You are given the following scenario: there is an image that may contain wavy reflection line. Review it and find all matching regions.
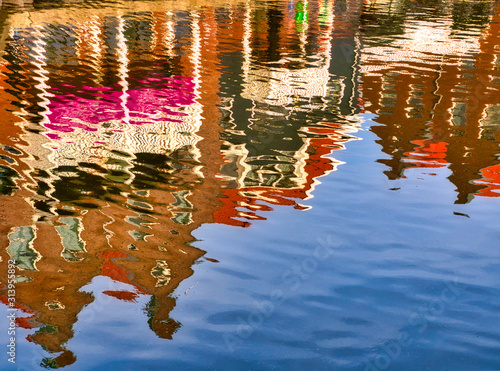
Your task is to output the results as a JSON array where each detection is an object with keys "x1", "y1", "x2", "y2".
[
  {"x1": 75, "y1": 16, "x2": 105, "y2": 85},
  {"x1": 186, "y1": 8, "x2": 207, "y2": 170},
  {"x1": 117, "y1": 15, "x2": 131, "y2": 126}
]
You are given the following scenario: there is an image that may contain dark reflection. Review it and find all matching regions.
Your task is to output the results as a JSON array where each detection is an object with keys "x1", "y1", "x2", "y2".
[
  {"x1": 0, "y1": 0, "x2": 500, "y2": 367},
  {"x1": 0, "y1": 164, "x2": 18, "y2": 195},
  {"x1": 452, "y1": 1, "x2": 494, "y2": 30}
]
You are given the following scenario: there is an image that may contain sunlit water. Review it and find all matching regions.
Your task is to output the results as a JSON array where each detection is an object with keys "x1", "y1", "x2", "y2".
[{"x1": 0, "y1": 0, "x2": 499, "y2": 369}]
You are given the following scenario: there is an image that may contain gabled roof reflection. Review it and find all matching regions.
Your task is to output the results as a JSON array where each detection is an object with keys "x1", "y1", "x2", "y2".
[
  {"x1": 360, "y1": 0, "x2": 500, "y2": 202},
  {"x1": 0, "y1": 0, "x2": 361, "y2": 367}
]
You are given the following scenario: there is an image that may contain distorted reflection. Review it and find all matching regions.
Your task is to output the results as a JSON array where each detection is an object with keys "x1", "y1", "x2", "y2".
[
  {"x1": 361, "y1": 0, "x2": 500, "y2": 202},
  {"x1": 0, "y1": 0, "x2": 499, "y2": 368},
  {"x1": 0, "y1": 0, "x2": 362, "y2": 367}
]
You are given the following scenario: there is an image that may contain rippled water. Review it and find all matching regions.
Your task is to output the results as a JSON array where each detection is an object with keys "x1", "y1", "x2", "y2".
[{"x1": 0, "y1": 0, "x2": 499, "y2": 369}]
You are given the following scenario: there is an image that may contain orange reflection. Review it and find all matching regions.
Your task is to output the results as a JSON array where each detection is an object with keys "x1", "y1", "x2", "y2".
[
  {"x1": 361, "y1": 1, "x2": 500, "y2": 202},
  {"x1": 474, "y1": 164, "x2": 500, "y2": 198},
  {"x1": 404, "y1": 139, "x2": 448, "y2": 169}
]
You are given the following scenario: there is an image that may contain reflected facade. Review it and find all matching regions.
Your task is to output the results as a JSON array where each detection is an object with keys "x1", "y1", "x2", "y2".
[
  {"x1": 0, "y1": 0, "x2": 499, "y2": 368},
  {"x1": 0, "y1": 0, "x2": 362, "y2": 367},
  {"x1": 361, "y1": 0, "x2": 500, "y2": 203}
]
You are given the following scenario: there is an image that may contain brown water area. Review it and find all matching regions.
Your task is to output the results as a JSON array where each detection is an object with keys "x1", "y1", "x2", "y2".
[{"x1": 0, "y1": 0, "x2": 499, "y2": 368}]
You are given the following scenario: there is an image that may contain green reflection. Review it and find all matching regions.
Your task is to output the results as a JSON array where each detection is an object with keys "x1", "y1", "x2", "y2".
[
  {"x1": 55, "y1": 217, "x2": 86, "y2": 262},
  {"x1": 7, "y1": 226, "x2": 39, "y2": 271}
]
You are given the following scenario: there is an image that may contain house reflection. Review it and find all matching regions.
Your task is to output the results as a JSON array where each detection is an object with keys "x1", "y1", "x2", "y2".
[
  {"x1": 360, "y1": 0, "x2": 500, "y2": 203},
  {"x1": 0, "y1": 0, "x2": 360, "y2": 367},
  {"x1": 2, "y1": 0, "x2": 498, "y2": 366},
  {"x1": 216, "y1": 0, "x2": 362, "y2": 226}
]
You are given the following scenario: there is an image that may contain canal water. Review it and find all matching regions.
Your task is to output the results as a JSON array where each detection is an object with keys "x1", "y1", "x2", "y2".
[{"x1": 0, "y1": 0, "x2": 499, "y2": 369}]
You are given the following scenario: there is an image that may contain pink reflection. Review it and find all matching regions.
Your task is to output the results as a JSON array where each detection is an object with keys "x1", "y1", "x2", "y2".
[{"x1": 45, "y1": 76, "x2": 196, "y2": 140}]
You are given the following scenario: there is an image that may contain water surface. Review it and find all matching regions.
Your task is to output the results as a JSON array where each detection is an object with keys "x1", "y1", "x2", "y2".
[{"x1": 1, "y1": 0, "x2": 500, "y2": 369}]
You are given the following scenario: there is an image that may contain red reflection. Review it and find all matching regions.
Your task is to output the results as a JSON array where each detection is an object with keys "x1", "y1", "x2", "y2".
[
  {"x1": 215, "y1": 122, "x2": 354, "y2": 227},
  {"x1": 98, "y1": 251, "x2": 148, "y2": 295},
  {"x1": 474, "y1": 164, "x2": 500, "y2": 197},
  {"x1": 405, "y1": 139, "x2": 448, "y2": 168}
]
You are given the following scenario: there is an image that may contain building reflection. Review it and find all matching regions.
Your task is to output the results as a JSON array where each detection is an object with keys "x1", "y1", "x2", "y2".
[
  {"x1": 1, "y1": 0, "x2": 499, "y2": 366},
  {"x1": 360, "y1": 0, "x2": 500, "y2": 203},
  {"x1": 0, "y1": 0, "x2": 360, "y2": 367},
  {"x1": 216, "y1": 0, "x2": 362, "y2": 226}
]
